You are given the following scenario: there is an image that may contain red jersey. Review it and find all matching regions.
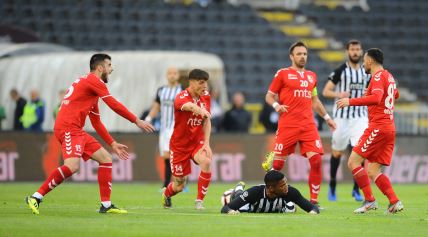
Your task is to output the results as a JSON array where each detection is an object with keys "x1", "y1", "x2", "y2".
[
  {"x1": 268, "y1": 67, "x2": 318, "y2": 128},
  {"x1": 350, "y1": 69, "x2": 398, "y2": 130},
  {"x1": 170, "y1": 89, "x2": 211, "y2": 152},
  {"x1": 54, "y1": 73, "x2": 137, "y2": 144}
]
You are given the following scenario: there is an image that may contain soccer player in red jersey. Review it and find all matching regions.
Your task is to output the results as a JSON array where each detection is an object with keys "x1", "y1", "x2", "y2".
[
  {"x1": 25, "y1": 54, "x2": 155, "y2": 214},
  {"x1": 161, "y1": 69, "x2": 212, "y2": 210},
  {"x1": 262, "y1": 42, "x2": 336, "y2": 206},
  {"x1": 337, "y1": 48, "x2": 403, "y2": 214}
]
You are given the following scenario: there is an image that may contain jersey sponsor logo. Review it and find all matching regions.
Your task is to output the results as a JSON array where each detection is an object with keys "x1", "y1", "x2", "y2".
[
  {"x1": 288, "y1": 74, "x2": 297, "y2": 80},
  {"x1": 349, "y1": 83, "x2": 365, "y2": 90},
  {"x1": 187, "y1": 117, "x2": 203, "y2": 127},
  {"x1": 293, "y1": 89, "x2": 312, "y2": 98}
]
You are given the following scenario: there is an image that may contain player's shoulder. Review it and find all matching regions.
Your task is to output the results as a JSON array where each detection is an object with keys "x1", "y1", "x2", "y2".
[
  {"x1": 273, "y1": 67, "x2": 290, "y2": 77},
  {"x1": 176, "y1": 89, "x2": 190, "y2": 100},
  {"x1": 336, "y1": 62, "x2": 348, "y2": 71},
  {"x1": 373, "y1": 70, "x2": 390, "y2": 82}
]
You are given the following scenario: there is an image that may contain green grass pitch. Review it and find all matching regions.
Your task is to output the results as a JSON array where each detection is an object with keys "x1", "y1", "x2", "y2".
[{"x1": 1, "y1": 182, "x2": 427, "y2": 237}]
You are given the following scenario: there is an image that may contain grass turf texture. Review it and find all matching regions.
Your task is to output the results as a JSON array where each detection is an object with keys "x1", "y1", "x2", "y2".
[{"x1": 1, "y1": 183, "x2": 427, "y2": 237}]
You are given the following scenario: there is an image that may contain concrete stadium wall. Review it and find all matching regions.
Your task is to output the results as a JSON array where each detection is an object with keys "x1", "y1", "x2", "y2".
[{"x1": 0, "y1": 132, "x2": 427, "y2": 183}]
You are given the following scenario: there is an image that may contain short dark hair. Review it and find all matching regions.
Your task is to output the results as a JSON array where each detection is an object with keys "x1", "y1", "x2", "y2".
[
  {"x1": 289, "y1": 41, "x2": 308, "y2": 55},
  {"x1": 90, "y1": 53, "x2": 111, "y2": 71},
  {"x1": 188, "y1": 69, "x2": 209, "y2": 81},
  {"x1": 264, "y1": 170, "x2": 285, "y2": 188},
  {"x1": 366, "y1": 48, "x2": 384, "y2": 65},
  {"x1": 346, "y1": 39, "x2": 362, "y2": 50}
]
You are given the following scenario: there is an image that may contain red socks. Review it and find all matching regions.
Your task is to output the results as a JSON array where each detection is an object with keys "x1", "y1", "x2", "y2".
[
  {"x1": 352, "y1": 166, "x2": 375, "y2": 201},
  {"x1": 197, "y1": 171, "x2": 211, "y2": 200},
  {"x1": 375, "y1": 173, "x2": 399, "y2": 205},
  {"x1": 98, "y1": 163, "x2": 112, "y2": 202},
  {"x1": 308, "y1": 154, "x2": 322, "y2": 202},
  {"x1": 37, "y1": 165, "x2": 72, "y2": 196},
  {"x1": 164, "y1": 182, "x2": 177, "y2": 198},
  {"x1": 273, "y1": 158, "x2": 285, "y2": 170}
]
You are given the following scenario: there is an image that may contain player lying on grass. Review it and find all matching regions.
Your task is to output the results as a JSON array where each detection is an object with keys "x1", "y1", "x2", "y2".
[{"x1": 221, "y1": 170, "x2": 320, "y2": 214}]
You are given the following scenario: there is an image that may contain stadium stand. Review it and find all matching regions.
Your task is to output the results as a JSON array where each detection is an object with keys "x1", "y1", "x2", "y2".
[
  {"x1": 299, "y1": 0, "x2": 428, "y2": 101},
  {"x1": 0, "y1": 0, "x2": 332, "y2": 103}
]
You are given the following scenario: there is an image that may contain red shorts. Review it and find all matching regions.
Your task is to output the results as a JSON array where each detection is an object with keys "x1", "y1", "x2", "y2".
[
  {"x1": 169, "y1": 143, "x2": 204, "y2": 177},
  {"x1": 274, "y1": 125, "x2": 323, "y2": 157},
  {"x1": 54, "y1": 129, "x2": 102, "y2": 161},
  {"x1": 353, "y1": 127, "x2": 395, "y2": 166}
]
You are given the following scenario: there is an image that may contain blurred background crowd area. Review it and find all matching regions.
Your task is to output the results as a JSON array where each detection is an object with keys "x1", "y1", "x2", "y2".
[{"x1": 1, "y1": 0, "x2": 428, "y2": 135}]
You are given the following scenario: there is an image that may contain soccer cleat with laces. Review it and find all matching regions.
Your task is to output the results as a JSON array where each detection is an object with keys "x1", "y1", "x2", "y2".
[
  {"x1": 25, "y1": 196, "x2": 41, "y2": 215},
  {"x1": 262, "y1": 152, "x2": 275, "y2": 171},
  {"x1": 162, "y1": 194, "x2": 172, "y2": 209},
  {"x1": 99, "y1": 204, "x2": 128, "y2": 214},
  {"x1": 353, "y1": 200, "x2": 378, "y2": 214},
  {"x1": 386, "y1": 201, "x2": 404, "y2": 214},
  {"x1": 195, "y1": 200, "x2": 205, "y2": 210}
]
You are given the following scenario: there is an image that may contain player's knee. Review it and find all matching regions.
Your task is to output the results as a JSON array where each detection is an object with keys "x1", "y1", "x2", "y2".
[
  {"x1": 199, "y1": 157, "x2": 211, "y2": 170},
  {"x1": 367, "y1": 169, "x2": 380, "y2": 180},
  {"x1": 173, "y1": 178, "x2": 186, "y2": 192},
  {"x1": 347, "y1": 159, "x2": 356, "y2": 171},
  {"x1": 99, "y1": 154, "x2": 112, "y2": 164},
  {"x1": 65, "y1": 162, "x2": 79, "y2": 173}
]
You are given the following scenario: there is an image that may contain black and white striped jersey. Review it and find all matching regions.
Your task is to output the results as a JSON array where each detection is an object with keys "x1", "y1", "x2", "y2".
[
  {"x1": 155, "y1": 85, "x2": 183, "y2": 131},
  {"x1": 221, "y1": 185, "x2": 316, "y2": 213},
  {"x1": 328, "y1": 62, "x2": 370, "y2": 119}
]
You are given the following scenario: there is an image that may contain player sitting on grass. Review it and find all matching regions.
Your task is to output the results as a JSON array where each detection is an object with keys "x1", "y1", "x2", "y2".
[{"x1": 221, "y1": 170, "x2": 319, "y2": 214}]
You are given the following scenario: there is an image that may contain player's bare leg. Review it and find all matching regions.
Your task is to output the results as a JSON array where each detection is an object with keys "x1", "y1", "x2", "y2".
[
  {"x1": 193, "y1": 147, "x2": 212, "y2": 210},
  {"x1": 307, "y1": 152, "x2": 322, "y2": 206},
  {"x1": 367, "y1": 162, "x2": 403, "y2": 214},
  {"x1": 91, "y1": 148, "x2": 127, "y2": 214},
  {"x1": 25, "y1": 157, "x2": 77, "y2": 214},
  {"x1": 162, "y1": 176, "x2": 186, "y2": 208},
  {"x1": 348, "y1": 152, "x2": 378, "y2": 213}
]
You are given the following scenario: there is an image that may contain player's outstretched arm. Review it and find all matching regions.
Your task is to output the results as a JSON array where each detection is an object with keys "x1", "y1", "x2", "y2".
[
  {"x1": 336, "y1": 90, "x2": 383, "y2": 108},
  {"x1": 286, "y1": 186, "x2": 319, "y2": 214},
  {"x1": 181, "y1": 102, "x2": 211, "y2": 119},
  {"x1": 111, "y1": 141, "x2": 129, "y2": 160},
  {"x1": 135, "y1": 119, "x2": 155, "y2": 133}
]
